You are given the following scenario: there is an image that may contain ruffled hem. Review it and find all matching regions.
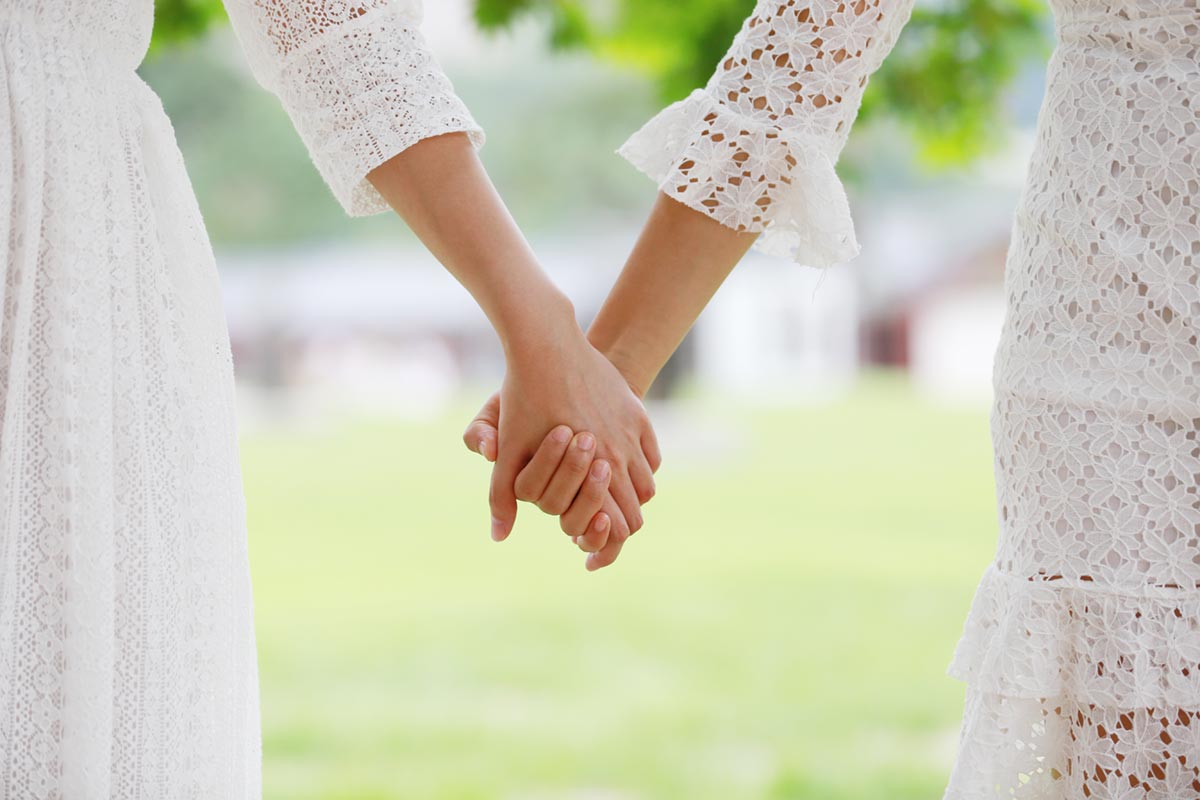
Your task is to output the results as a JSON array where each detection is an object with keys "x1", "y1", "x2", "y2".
[
  {"x1": 943, "y1": 689, "x2": 1200, "y2": 799},
  {"x1": 947, "y1": 564, "x2": 1200, "y2": 709},
  {"x1": 617, "y1": 89, "x2": 860, "y2": 268}
]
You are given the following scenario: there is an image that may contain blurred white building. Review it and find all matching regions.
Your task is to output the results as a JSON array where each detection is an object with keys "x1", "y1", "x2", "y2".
[
  {"x1": 692, "y1": 255, "x2": 859, "y2": 403},
  {"x1": 218, "y1": 235, "x2": 866, "y2": 414},
  {"x1": 215, "y1": 128, "x2": 1036, "y2": 418}
]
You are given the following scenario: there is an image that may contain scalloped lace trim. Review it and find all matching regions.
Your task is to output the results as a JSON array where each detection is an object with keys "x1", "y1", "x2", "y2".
[{"x1": 618, "y1": 89, "x2": 860, "y2": 268}]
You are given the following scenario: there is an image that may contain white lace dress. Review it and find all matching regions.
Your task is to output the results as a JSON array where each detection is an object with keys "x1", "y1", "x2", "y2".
[
  {"x1": 0, "y1": 0, "x2": 479, "y2": 795},
  {"x1": 3, "y1": 0, "x2": 1198, "y2": 795},
  {"x1": 618, "y1": 0, "x2": 1200, "y2": 797}
]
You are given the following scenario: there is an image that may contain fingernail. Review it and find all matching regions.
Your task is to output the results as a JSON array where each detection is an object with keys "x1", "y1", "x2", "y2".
[
  {"x1": 552, "y1": 426, "x2": 571, "y2": 444},
  {"x1": 491, "y1": 518, "x2": 506, "y2": 542},
  {"x1": 478, "y1": 437, "x2": 489, "y2": 458},
  {"x1": 591, "y1": 460, "x2": 610, "y2": 481},
  {"x1": 572, "y1": 536, "x2": 583, "y2": 547},
  {"x1": 586, "y1": 554, "x2": 600, "y2": 571},
  {"x1": 577, "y1": 433, "x2": 595, "y2": 452},
  {"x1": 595, "y1": 513, "x2": 610, "y2": 532}
]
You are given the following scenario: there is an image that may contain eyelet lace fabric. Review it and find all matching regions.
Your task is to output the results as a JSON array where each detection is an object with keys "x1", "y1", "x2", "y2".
[
  {"x1": 4, "y1": 0, "x2": 1200, "y2": 796},
  {"x1": 618, "y1": 0, "x2": 914, "y2": 267},
  {"x1": 942, "y1": 0, "x2": 1200, "y2": 796},
  {"x1": 0, "y1": 0, "x2": 479, "y2": 796},
  {"x1": 624, "y1": 0, "x2": 1200, "y2": 795},
  {"x1": 223, "y1": 0, "x2": 484, "y2": 216}
]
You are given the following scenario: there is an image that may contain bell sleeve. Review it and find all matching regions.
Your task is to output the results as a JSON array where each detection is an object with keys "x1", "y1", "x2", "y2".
[{"x1": 618, "y1": 0, "x2": 914, "y2": 266}]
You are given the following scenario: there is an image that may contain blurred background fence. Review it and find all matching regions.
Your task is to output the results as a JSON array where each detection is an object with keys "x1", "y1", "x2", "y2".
[{"x1": 140, "y1": 1, "x2": 1054, "y2": 796}]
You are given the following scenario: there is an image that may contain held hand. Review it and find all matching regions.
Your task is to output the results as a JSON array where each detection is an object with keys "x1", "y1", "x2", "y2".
[
  {"x1": 497, "y1": 331, "x2": 655, "y2": 566},
  {"x1": 465, "y1": 395, "x2": 638, "y2": 564},
  {"x1": 463, "y1": 332, "x2": 661, "y2": 569},
  {"x1": 511, "y1": 426, "x2": 620, "y2": 554}
]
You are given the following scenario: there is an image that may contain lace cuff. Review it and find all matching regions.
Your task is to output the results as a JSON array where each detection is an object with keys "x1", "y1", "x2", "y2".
[
  {"x1": 267, "y1": 13, "x2": 484, "y2": 217},
  {"x1": 618, "y1": 89, "x2": 859, "y2": 268}
]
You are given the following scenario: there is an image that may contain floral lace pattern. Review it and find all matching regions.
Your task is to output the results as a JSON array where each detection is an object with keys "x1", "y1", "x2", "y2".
[
  {"x1": 619, "y1": 0, "x2": 914, "y2": 266},
  {"x1": 4, "y1": 0, "x2": 1200, "y2": 796},
  {"x1": 1, "y1": 3, "x2": 260, "y2": 795},
  {"x1": 224, "y1": 0, "x2": 484, "y2": 215},
  {"x1": 948, "y1": 693, "x2": 1200, "y2": 799},
  {"x1": 623, "y1": 0, "x2": 1200, "y2": 793},
  {"x1": 0, "y1": 0, "x2": 482, "y2": 796},
  {"x1": 944, "y1": 0, "x2": 1200, "y2": 796}
]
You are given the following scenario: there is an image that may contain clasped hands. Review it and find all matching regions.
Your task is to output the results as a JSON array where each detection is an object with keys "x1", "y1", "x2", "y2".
[
  {"x1": 367, "y1": 134, "x2": 751, "y2": 568},
  {"x1": 461, "y1": 297, "x2": 659, "y2": 572}
]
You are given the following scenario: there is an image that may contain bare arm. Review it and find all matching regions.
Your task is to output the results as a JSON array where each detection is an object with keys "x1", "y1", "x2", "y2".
[
  {"x1": 458, "y1": 193, "x2": 746, "y2": 570},
  {"x1": 589, "y1": 0, "x2": 916, "y2": 386},
  {"x1": 368, "y1": 133, "x2": 570, "y2": 361},
  {"x1": 587, "y1": 193, "x2": 759, "y2": 397},
  {"x1": 369, "y1": 133, "x2": 656, "y2": 559},
  {"x1": 222, "y1": 0, "x2": 659, "y2": 567},
  {"x1": 465, "y1": 0, "x2": 917, "y2": 550}
]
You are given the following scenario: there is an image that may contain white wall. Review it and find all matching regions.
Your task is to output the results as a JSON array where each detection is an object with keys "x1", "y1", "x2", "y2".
[
  {"x1": 693, "y1": 256, "x2": 859, "y2": 404},
  {"x1": 910, "y1": 286, "x2": 1006, "y2": 407}
]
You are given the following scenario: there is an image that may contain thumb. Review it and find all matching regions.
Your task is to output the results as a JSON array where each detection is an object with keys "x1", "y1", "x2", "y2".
[
  {"x1": 463, "y1": 392, "x2": 501, "y2": 462},
  {"x1": 488, "y1": 450, "x2": 520, "y2": 542}
]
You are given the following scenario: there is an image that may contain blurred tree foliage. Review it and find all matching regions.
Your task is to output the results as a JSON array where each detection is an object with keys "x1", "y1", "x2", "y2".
[
  {"x1": 154, "y1": 0, "x2": 1046, "y2": 163},
  {"x1": 152, "y1": 0, "x2": 228, "y2": 52},
  {"x1": 472, "y1": 0, "x2": 1051, "y2": 165},
  {"x1": 153, "y1": 0, "x2": 1049, "y2": 164}
]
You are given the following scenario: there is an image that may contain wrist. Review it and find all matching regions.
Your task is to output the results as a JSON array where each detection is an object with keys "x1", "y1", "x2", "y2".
[
  {"x1": 587, "y1": 327, "x2": 654, "y2": 400},
  {"x1": 498, "y1": 284, "x2": 581, "y2": 361}
]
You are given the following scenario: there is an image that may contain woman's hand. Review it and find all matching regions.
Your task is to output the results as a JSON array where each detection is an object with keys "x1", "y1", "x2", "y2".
[
  {"x1": 468, "y1": 404, "x2": 626, "y2": 559},
  {"x1": 366, "y1": 134, "x2": 661, "y2": 568},
  {"x1": 464, "y1": 318, "x2": 661, "y2": 570},
  {"x1": 498, "y1": 323, "x2": 659, "y2": 569}
]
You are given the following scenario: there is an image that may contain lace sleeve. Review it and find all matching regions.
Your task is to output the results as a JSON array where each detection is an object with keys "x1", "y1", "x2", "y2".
[
  {"x1": 619, "y1": 0, "x2": 914, "y2": 266},
  {"x1": 222, "y1": 0, "x2": 484, "y2": 216}
]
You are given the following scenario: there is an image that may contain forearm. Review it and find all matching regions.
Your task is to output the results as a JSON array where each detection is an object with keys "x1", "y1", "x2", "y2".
[
  {"x1": 587, "y1": 193, "x2": 758, "y2": 397},
  {"x1": 368, "y1": 132, "x2": 574, "y2": 356}
]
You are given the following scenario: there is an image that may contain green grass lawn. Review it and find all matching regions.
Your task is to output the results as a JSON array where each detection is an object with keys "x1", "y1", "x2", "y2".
[{"x1": 242, "y1": 375, "x2": 998, "y2": 799}]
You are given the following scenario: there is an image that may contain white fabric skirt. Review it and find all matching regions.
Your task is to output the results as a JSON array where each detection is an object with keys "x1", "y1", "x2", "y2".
[
  {"x1": 943, "y1": 2, "x2": 1200, "y2": 796},
  {"x1": 0, "y1": 17, "x2": 260, "y2": 798}
]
